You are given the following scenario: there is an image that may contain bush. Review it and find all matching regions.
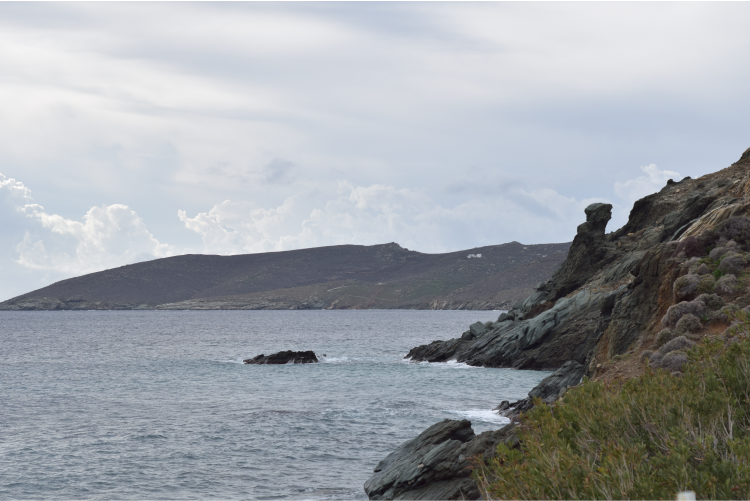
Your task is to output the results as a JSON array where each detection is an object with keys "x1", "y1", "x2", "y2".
[
  {"x1": 659, "y1": 335, "x2": 696, "y2": 354},
  {"x1": 655, "y1": 328, "x2": 676, "y2": 347},
  {"x1": 674, "y1": 274, "x2": 700, "y2": 301},
  {"x1": 662, "y1": 299, "x2": 707, "y2": 327},
  {"x1": 696, "y1": 293, "x2": 724, "y2": 311},
  {"x1": 697, "y1": 274, "x2": 716, "y2": 294},
  {"x1": 716, "y1": 217, "x2": 750, "y2": 247},
  {"x1": 675, "y1": 314, "x2": 702, "y2": 335},
  {"x1": 719, "y1": 254, "x2": 748, "y2": 276},
  {"x1": 673, "y1": 236, "x2": 706, "y2": 258},
  {"x1": 716, "y1": 274, "x2": 741, "y2": 296},
  {"x1": 475, "y1": 334, "x2": 750, "y2": 500},
  {"x1": 701, "y1": 218, "x2": 750, "y2": 249},
  {"x1": 710, "y1": 245, "x2": 731, "y2": 261},
  {"x1": 694, "y1": 263, "x2": 711, "y2": 275}
]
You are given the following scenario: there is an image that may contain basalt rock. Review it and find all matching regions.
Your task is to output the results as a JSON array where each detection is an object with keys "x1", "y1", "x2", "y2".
[
  {"x1": 243, "y1": 350, "x2": 318, "y2": 364},
  {"x1": 363, "y1": 419, "x2": 517, "y2": 500}
]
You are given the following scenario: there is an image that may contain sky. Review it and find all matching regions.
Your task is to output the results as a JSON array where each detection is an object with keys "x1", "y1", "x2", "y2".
[{"x1": 1, "y1": 2, "x2": 749, "y2": 301}]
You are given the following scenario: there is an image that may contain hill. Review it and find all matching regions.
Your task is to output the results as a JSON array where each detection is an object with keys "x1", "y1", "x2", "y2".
[{"x1": 0, "y1": 241, "x2": 570, "y2": 310}]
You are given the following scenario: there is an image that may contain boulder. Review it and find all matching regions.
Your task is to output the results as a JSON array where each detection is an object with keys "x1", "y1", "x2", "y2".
[
  {"x1": 468, "y1": 321, "x2": 487, "y2": 339},
  {"x1": 243, "y1": 350, "x2": 318, "y2": 364},
  {"x1": 364, "y1": 419, "x2": 516, "y2": 500},
  {"x1": 528, "y1": 360, "x2": 584, "y2": 400},
  {"x1": 496, "y1": 360, "x2": 584, "y2": 419}
]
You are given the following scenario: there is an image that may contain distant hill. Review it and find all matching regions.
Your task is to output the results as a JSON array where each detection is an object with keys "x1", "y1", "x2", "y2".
[{"x1": 0, "y1": 241, "x2": 571, "y2": 310}]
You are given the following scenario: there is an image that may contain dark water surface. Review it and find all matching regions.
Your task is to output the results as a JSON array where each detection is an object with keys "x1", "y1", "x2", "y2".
[{"x1": 0, "y1": 310, "x2": 549, "y2": 500}]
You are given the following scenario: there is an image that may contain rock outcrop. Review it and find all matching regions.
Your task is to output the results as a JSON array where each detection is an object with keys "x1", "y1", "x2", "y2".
[
  {"x1": 363, "y1": 419, "x2": 517, "y2": 500},
  {"x1": 406, "y1": 149, "x2": 750, "y2": 371},
  {"x1": 371, "y1": 148, "x2": 750, "y2": 500},
  {"x1": 495, "y1": 360, "x2": 585, "y2": 418},
  {"x1": 243, "y1": 350, "x2": 319, "y2": 364}
]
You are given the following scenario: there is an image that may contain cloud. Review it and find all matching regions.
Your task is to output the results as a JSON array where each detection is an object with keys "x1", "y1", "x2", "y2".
[
  {"x1": 179, "y1": 180, "x2": 609, "y2": 255},
  {"x1": 262, "y1": 158, "x2": 296, "y2": 184},
  {"x1": 0, "y1": 172, "x2": 173, "y2": 276},
  {"x1": 614, "y1": 164, "x2": 681, "y2": 205}
]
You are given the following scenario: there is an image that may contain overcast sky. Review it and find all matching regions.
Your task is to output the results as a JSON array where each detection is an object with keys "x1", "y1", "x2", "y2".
[{"x1": 1, "y1": 2, "x2": 749, "y2": 301}]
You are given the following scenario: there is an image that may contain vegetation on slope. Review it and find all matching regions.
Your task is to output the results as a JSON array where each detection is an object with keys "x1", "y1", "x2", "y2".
[{"x1": 475, "y1": 322, "x2": 750, "y2": 500}]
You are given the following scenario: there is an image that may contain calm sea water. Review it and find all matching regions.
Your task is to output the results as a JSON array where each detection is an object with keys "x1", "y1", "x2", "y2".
[{"x1": 0, "y1": 310, "x2": 549, "y2": 500}]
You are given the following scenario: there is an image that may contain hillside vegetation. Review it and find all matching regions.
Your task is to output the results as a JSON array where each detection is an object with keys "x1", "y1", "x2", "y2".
[{"x1": 476, "y1": 326, "x2": 750, "y2": 499}]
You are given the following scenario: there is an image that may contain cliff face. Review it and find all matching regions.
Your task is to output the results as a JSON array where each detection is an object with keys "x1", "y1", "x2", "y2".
[
  {"x1": 369, "y1": 148, "x2": 750, "y2": 500},
  {"x1": 407, "y1": 148, "x2": 750, "y2": 373}
]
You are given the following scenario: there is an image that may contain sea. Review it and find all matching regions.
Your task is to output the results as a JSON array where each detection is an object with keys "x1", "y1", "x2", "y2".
[{"x1": 0, "y1": 310, "x2": 550, "y2": 500}]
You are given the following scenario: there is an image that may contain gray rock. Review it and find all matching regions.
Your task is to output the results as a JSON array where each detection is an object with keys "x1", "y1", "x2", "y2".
[
  {"x1": 469, "y1": 321, "x2": 487, "y2": 338},
  {"x1": 528, "y1": 360, "x2": 584, "y2": 401},
  {"x1": 496, "y1": 312, "x2": 513, "y2": 322},
  {"x1": 364, "y1": 419, "x2": 516, "y2": 500},
  {"x1": 243, "y1": 350, "x2": 318, "y2": 364}
]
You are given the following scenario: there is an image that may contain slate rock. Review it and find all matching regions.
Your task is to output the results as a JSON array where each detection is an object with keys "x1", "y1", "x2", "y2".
[
  {"x1": 364, "y1": 419, "x2": 517, "y2": 500},
  {"x1": 243, "y1": 350, "x2": 318, "y2": 364},
  {"x1": 528, "y1": 360, "x2": 584, "y2": 401}
]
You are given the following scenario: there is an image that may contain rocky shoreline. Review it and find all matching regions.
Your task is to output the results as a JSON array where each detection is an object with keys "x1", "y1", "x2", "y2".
[{"x1": 365, "y1": 148, "x2": 750, "y2": 499}]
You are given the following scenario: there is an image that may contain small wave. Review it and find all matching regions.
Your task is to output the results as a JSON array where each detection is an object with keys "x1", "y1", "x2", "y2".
[
  {"x1": 449, "y1": 409, "x2": 510, "y2": 425},
  {"x1": 295, "y1": 488, "x2": 367, "y2": 500},
  {"x1": 216, "y1": 358, "x2": 245, "y2": 364},
  {"x1": 319, "y1": 356, "x2": 349, "y2": 364},
  {"x1": 442, "y1": 360, "x2": 477, "y2": 369},
  {"x1": 411, "y1": 359, "x2": 477, "y2": 369}
]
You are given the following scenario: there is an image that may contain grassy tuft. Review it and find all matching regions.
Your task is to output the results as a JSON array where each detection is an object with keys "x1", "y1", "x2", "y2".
[{"x1": 474, "y1": 325, "x2": 750, "y2": 499}]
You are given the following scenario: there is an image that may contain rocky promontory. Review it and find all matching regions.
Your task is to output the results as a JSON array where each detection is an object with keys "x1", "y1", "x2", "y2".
[{"x1": 369, "y1": 147, "x2": 750, "y2": 499}]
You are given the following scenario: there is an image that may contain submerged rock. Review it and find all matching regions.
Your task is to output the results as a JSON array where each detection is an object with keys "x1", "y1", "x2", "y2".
[{"x1": 243, "y1": 350, "x2": 318, "y2": 364}]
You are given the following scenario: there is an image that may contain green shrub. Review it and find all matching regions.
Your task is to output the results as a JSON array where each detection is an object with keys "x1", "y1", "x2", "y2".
[
  {"x1": 475, "y1": 331, "x2": 750, "y2": 499},
  {"x1": 713, "y1": 268, "x2": 725, "y2": 279}
]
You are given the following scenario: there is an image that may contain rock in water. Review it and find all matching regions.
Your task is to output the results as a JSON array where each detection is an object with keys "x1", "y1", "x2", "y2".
[
  {"x1": 364, "y1": 419, "x2": 516, "y2": 500},
  {"x1": 243, "y1": 350, "x2": 318, "y2": 364}
]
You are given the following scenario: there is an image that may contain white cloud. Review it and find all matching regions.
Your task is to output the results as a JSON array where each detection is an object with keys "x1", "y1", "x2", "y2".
[
  {"x1": 179, "y1": 180, "x2": 609, "y2": 255},
  {"x1": 0, "y1": 172, "x2": 173, "y2": 276},
  {"x1": 614, "y1": 164, "x2": 680, "y2": 205}
]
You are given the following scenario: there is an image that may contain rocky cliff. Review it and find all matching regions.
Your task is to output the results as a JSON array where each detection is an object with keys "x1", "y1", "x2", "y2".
[
  {"x1": 407, "y1": 148, "x2": 750, "y2": 372},
  {"x1": 368, "y1": 147, "x2": 750, "y2": 499}
]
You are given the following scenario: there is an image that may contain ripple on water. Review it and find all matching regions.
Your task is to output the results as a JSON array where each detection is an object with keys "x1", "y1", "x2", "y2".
[{"x1": 0, "y1": 310, "x2": 549, "y2": 500}]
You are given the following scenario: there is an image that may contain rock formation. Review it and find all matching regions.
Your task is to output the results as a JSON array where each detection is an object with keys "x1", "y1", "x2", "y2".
[
  {"x1": 243, "y1": 350, "x2": 319, "y2": 364},
  {"x1": 365, "y1": 360, "x2": 582, "y2": 500},
  {"x1": 363, "y1": 419, "x2": 517, "y2": 500},
  {"x1": 371, "y1": 148, "x2": 750, "y2": 499},
  {"x1": 406, "y1": 149, "x2": 750, "y2": 371}
]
